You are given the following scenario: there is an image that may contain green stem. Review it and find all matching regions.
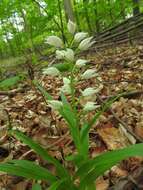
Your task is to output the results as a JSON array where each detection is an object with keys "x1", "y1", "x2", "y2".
[{"x1": 70, "y1": 70, "x2": 76, "y2": 111}]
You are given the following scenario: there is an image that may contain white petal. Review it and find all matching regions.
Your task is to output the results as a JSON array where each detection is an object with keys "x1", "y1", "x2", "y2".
[
  {"x1": 76, "y1": 59, "x2": 88, "y2": 68},
  {"x1": 45, "y1": 36, "x2": 63, "y2": 48},
  {"x1": 63, "y1": 77, "x2": 70, "y2": 85},
  {"x1": 43, "y1": 67, "x2": 60, "y2": 76},
  {"x1": 78, "y1": 37, "x2": 94, "y2": 51},
  {"x1": 82, "y1": 87, "x2": 96, "y2": 96},
  {"x1": 64, "y1": 48, "x2": 74, "y2": 62},
  {"x1": 60, "y1": 84, "x2": 71, "y2": 94},
  {"x1": 81, "y1": 69, "x2": 98, "y2": 79},
  {"x1": 67, "y1": 20, "x2": 76, "y2": 34},
  {"x1": 83, "y1": 101, "x2": 100, "y2": 111},
  {"x1": 48, "y1": 100, "x2": 63, "y2": 110},
  {"x1": 56, "y1": 50, "x2": 65, "y2": 59},
  {"x1": 74, "y1": 32, "x2": 88, "y2": 42}
]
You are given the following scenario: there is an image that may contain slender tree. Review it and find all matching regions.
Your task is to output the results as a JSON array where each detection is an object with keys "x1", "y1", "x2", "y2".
[
  {"x1": 120, "y1": 1, "x2": 126, "y2": 20},
  {"x1": 64, "y1": 0, "x2": 75, "y2": 22},
  {"x1": 133, "y1": 0, "x2": 140, "y2": 16},
  {"x1": 83, "y1": 0, "x2": 92, "y2": 33},
  {"x1": 93, "y1": 0, "x2": 100, "y2": 33},
  {"x1": 57, "y1": 0, "x2": 66, "y2": 43},
  {"x1": 73, "y1": 0, "x2": 81, "y2": 30}
]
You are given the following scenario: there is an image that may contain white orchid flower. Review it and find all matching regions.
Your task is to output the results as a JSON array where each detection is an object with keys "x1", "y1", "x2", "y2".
[
  {"x1": 64, "y1": 48, "x2": 74, "y2": 62},
  {"x1": 67, "y1": 20, "x2": 76, "y2": 34},
  {"x1": 81, "y1": 87, "x2": 97, "y2": 97},
  {"x1": 43, "y1": 67, "x2": 60, "y2": 76},
  {"x1": 60, "y1": 84, "x2": 71, "y2": 94},
  {"x1": 75, "y1": 59, "x2": 88, "y2": 68},
  {"x1": 83, "y1": 101, "x2": 100, "y2": 111},
  {"x1": 56, "y1": 50, "x2": 65, "y2": 59},
  {"x1": 81, "y1": 69, "x2": 98, "y2": 79},
  {"x1": 74, "y1": 32, "x2": 88, "y2": 42},
  {"x1": 60, "y1": 77, "x2": 71, "y2": 94},
  {"x1": 48, "y1": 100, "x2": 63, "y2": 110},
  {"x1": 78, "y1": 37, "x2": 95, "y2": 51},
  {"x1": 45, "y1": 36, "x2": 63, "y2": 48},
  {"x1": 63, "y1": 77, "x2": 70, "y2": 85}
]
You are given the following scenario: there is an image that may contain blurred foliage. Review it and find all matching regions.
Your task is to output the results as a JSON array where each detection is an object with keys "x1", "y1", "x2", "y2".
[{"x1": 0, "y1": 0, "x2": 142, "y2": 58}]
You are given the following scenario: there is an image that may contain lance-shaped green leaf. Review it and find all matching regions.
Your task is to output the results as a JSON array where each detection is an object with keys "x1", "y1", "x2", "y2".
[
  {"x1": 32, "y1": 183, "x2": 42, "y2": 190},
  {"x1": 75, "y1": 143, "x2": 143, "y2": 189},
  {"x1": 9, "y1": 160, "x2": 57, "y2": 182},
  {"x1": 59, "y1": 93, "x2": 81, "y2": 151},
  {"x1": 0, "y1": 160, "x2": 56, "y2": 181},
  {"x1": 10, "y1": 130, "x2": 70, "y2": 179}
]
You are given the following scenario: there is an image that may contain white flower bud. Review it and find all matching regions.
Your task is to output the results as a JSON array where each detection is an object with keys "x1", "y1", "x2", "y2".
[
  {"x1": 64, "y1": 48, "x2": 74, "y2": 62},
  {"x1": 45, "y1": 36, "x2": 63, "y2": 48},
  {"x1": 60, "y1": 77, "x2": 71, "y2": 94},
  {"x1": 81, "y1": 69, "x2": 98, "y2": 79},
  {"x1": 60, "y1": 84, "x2": 71, "y2": 94},
  {"x1": 48, "y1": 100, "x2": 63, "y2": 110},
  {"x1": 78, "y1": 37, "x2": 95, "y2": 51},
  {"x1": 67, "y1": 20, "x2": 76, "y2": 34},
  {"x1": 43, "y1": 67, "x2": 60, "y2": 76},
  {"x1": 75, "y1": 59, "x2": 88, "y2": 68},
  {"x1": 63, "y1": 77, "x2": 70, "y2": 85},
  {"x1": 81, "y1": 87, "x2": 97, "y2": 97},
  {"x1": 74, "y1": 32, "x2": 88, "y2": 42},
  {"x1": 83, "y1": 101, "x2": 100, "y2": 111},
  {"x1": 56, "y1": 50, "x2": 65, "y2": 59}
]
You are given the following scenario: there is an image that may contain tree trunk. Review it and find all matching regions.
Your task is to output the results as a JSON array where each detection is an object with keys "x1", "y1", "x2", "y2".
[
  {"x1": 133, "y1": 0, "x2": 140, "y2": 16},
  {"x1": 1, "y1": 19, "x2": 15, "y2": 56},
  {"x1": 107, "y1": 0, "x2": 114, "y2": 26},
  {"x1": 57, "y1": 0, "x2": 66, "y2": 43},
  {"x1": 73, "y1": 0, "x2": 81, "y2": 30},
  {"x1": 93, "y1": 0, "x2": 100, "y2": 33},
  {"x1": 83, "y1": 0, "x2": 92, "y2": 33},
  {"x1": 64, "y1": 0, "x2": 75, "y2": 22}
]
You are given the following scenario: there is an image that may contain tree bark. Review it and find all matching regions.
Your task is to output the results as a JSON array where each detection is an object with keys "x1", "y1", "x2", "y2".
[
  {"x1": 57, "y1": 0, "x2": 66, "y2": 43},
  {"x1": 107, "y1": 0, "x2": 114, "y2": 26},
  {"x1": 73, "y1": 0, "x2": 81, "y2": 30},
  {"x1": 64, "y1": 0, "x2": 75, "y2": 22}
]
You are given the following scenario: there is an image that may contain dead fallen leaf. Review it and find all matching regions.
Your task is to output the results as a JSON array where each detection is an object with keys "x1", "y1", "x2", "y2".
[{"x1": 97, "y1": 123, "x2": 130, "y2": 150}]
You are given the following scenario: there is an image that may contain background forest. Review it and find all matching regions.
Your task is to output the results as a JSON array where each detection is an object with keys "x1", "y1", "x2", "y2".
[
  {"x1": 0, "y1": 1, "x2": 143, "y2": 190},
  {"x1": 0, "y1": 0, "x2": 143, "y2": 59}
]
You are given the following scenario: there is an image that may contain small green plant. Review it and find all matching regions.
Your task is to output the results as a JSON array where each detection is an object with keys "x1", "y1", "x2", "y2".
[
  {"x1": 0, "y1": 20, "x2": 143, "y2": 190},
  {"x1": 0, "y1": 74, "x2": 26, "y2": 90}
]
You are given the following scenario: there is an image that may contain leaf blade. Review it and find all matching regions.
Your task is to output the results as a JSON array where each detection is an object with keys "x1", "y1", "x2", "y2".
[{"x1": 10, "y1": 130, "x2": 69, "y2": 179}]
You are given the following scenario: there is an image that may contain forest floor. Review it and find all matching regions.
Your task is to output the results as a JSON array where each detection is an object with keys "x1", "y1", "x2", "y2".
[{"x1": 0, "y1": 43, "x2": 143, "y2": 190}]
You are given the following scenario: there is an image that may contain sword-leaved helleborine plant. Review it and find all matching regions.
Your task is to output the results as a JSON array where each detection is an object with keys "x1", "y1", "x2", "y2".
[{"x1": 1, "y1": 20, "x2": 143, "y2": 190}]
